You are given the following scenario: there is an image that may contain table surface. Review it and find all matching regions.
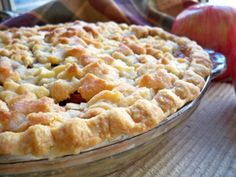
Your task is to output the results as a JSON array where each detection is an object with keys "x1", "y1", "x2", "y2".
[{"x1": 110, "y1": 82, "x2": 236, "y2": 177}]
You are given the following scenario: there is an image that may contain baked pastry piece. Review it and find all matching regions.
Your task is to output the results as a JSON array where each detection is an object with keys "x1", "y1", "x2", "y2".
[{"x1": 0, "y1": 21, "x2": 212, "y2": 158}]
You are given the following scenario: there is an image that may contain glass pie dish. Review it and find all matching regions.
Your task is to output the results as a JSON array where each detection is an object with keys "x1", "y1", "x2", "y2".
[{"x1": 0, "y1": 49, "x2": 226, "y2": 177}]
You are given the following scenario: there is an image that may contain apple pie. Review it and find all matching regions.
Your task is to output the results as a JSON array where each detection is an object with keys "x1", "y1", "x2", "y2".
[{"x1": 0, "y1": 21, "x2": 212, "y2": 158}]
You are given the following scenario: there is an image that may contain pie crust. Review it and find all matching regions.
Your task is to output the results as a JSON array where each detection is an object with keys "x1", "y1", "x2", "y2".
[{"x1": 0, "y1": 21, "x2": 212, "y2": 158}]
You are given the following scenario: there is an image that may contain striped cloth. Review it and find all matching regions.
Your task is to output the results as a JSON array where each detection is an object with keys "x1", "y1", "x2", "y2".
[{"x1": 0, "y1": 0, "x2": 198, "y2": 31}]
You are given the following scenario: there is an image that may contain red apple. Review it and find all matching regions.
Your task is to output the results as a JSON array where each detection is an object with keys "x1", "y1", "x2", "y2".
[
  {"x1": 171, "y1": 3, "x2": 236, "y2": 80},
  {"x1": 233, "y1": 56, "x2": 236, "y2": 92},
  {"x1": 231, "y1": 23, "x2": 236, "y2": 92}
]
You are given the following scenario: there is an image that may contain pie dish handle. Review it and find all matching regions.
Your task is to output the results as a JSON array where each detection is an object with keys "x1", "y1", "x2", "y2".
[{"x1": 205, "y1": 49, "x2": 227, "y2": 80}]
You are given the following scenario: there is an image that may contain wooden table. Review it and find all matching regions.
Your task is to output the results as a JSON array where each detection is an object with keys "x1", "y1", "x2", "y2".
[{"x1": 111, "y1": 82, "x2": 236, "y2": 177}]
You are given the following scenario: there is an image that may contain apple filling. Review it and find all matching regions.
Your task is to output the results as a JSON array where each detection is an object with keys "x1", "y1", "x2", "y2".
[{"x1": 59, "y1": 91, "x2": 86, "y2": 106}]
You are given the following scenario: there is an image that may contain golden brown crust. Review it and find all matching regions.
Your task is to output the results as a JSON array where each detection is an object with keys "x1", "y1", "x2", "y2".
[
  {"x1": 78, "y1": 73, "x2": 115, "y2": 101},
  {"x1": 0, "y1": 21, "x2": 212, "y2": 158},
  {"x1": 0, "y1": 57, "x2": 20, "y2": 83},
  {"x1": 136, "y1": 69, "x2": 177, "y2": 90}
]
